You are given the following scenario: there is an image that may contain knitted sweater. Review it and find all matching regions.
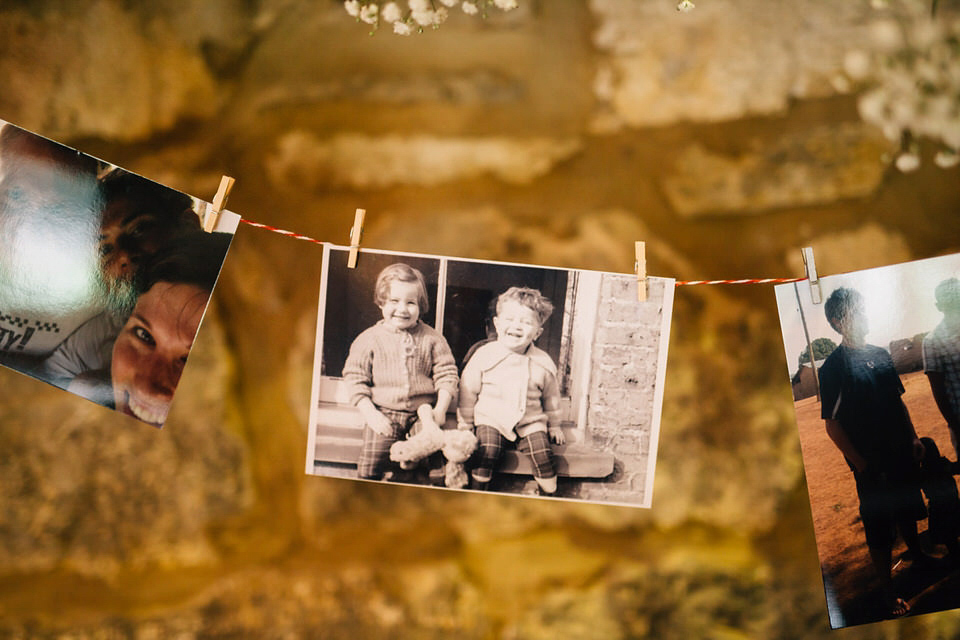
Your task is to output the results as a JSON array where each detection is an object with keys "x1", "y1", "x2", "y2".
[
  {"x1": 343, "y1": 320, "x2": 458, "y2": 411},
  {"x1": 458, "y1": 341, "x2": 561, "y2": 441}
]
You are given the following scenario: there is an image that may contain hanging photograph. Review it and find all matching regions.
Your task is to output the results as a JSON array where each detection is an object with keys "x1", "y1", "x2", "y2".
[
  {"x1": 305, "y1": 244, "x2": 675, "y2": 508},
  {"x1": 0, "y1": 119, "x2": 238, "y2": 427},
  {"x1": 775, "y1": 252, "x2": 960, "y2": 627}
]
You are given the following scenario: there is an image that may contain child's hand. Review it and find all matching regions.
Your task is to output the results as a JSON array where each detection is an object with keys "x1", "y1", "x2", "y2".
[
  {"x1": 364, "y1": 409, "x2": 394, "y2": 437},
  {"x1": 549, "y1": 427, "x2": 566, "y2": 445},
  {"x1": 432, "y1": 406, "x2": 448, "y2": 428},
  {"x1": 457, "y1": 422, "x2": 474, "y2": 431}
]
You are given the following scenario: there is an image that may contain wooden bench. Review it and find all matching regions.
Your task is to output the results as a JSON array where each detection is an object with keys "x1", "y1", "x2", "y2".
[{"x1": 312, "y1": 402, "x2": 615, "y2": 478}]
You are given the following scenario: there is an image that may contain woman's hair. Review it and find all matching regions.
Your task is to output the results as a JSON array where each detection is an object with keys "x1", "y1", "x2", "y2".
[
  {"x1": 496, "y1": 286, "x2": 554, "y2": 325},
  {"x1": 140, "y1": 231, "x2": 232, "y2": 294},
  {"x1": 374, "y1": 263, "x2": 429, "y2": 313},
  {"x1": 99, "y1": 169, "x2": 199, "y2": 230}
]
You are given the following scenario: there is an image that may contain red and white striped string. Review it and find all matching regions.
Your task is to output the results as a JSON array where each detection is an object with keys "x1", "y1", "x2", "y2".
[
  {"x1": 239, "y1": 219, "x2": 808, "y2": 287},
  {"x1": 240, "y1": 219, "x2": 325, "y2": 245},
  {"x1": 675, "y1": 277, "x2": 804, "y2": 286}
]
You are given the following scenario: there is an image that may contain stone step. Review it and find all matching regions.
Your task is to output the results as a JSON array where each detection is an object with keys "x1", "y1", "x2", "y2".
[{"x1": 312, "y1": 401, "x2": 615, "y2": 478}]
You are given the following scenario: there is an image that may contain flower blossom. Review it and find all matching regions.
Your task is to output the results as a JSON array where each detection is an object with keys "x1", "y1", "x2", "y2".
[
  {"x1": 409, "y1": 0, "x2": 430, "y2": 11},
  {"x1": 344, "y1": 0, "x2": 361, "y2": 17},
  {"x1": 382, "y1": 2, "x2": 403, "y2": 22},
  {"x1": 895, "y1": 152, "x2": 920, "y2": 172},
  {"x1": 359, "y1": 3, "x2": 379, "y2": 24},
  {"x1": 493, "y1": 0, "x2": 518, "y2": 10},
  {"x1": 935, "y1": 150, "x2": 959, "y2": 169},
  {"x1": 412, "y1": 9, "x2": 435, "y2": 25},
  {"x1": 393, "y1": 20, "x2": 413, "y2": 34},
  {"x1": 461, "y1": 1, "x2": 478, "y2": 14}
]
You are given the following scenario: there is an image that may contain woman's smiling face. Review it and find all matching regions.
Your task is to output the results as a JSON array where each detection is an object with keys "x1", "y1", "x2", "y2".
[{"x1": 111, "y1": 282, "x2": 206, "y2": 426}]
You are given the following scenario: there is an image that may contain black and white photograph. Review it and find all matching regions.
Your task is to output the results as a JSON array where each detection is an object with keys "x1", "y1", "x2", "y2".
[
  {"x1": 0, "y1": 119, "x2": 238, "y2": 427},
  {"x1": 306, "y1": 244, "x2": 674, "y2": 507},
  {"x1": 775, "y1": 253, "x2": 960, "y2": 627}
]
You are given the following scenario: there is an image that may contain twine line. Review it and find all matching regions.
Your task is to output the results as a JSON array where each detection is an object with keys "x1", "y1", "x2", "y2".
[{"x1": 239, "y1": 219, "x2": 806, "y2": 287}]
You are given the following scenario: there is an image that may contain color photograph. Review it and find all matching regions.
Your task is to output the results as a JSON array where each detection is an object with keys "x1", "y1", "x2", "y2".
[
  {"x1": 776, "y1": 253, "x2": 960, "y2": 627},
  {"x1": 0, "y1": 119, "x2": 238, "y2": 427},
  {"x1": 307, "y1": 245, "x2": 674, "y2": 507}
]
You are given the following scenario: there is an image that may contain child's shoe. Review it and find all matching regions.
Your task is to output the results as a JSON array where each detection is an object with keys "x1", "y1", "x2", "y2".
[
  {"x1": 469, "y1": 476, "x2": 491, "y2": 491},
  {"x1": 534, "y1": 475, "x2": 558, "y2": 496}
]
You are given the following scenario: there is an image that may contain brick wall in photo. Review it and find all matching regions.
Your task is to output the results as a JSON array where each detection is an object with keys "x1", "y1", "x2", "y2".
[{"x1": 580, "y1": 274, "x2": 665, "y2": 504}]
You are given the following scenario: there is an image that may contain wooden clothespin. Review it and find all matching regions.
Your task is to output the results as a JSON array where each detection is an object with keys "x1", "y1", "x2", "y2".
[
  {"x1": 347, "y1": 208, "x2": 366, "y2": 269},
  {"x1": 203, "y1": 176, "x2": 235, "y2": 233},
  {"x1": 801, "y1": 246, "x2": 822, "y2": 304},
  {"x1": 635, "y1": 241, "x2": 647, "y2": 302}
]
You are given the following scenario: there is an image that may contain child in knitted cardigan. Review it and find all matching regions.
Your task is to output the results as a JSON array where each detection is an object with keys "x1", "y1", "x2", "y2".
[
  {"x1": 343, "y1": 263, "x2": 458, "y2": 480},
  {"x1": 458, "y1": 286, "x2": 564, "y2": 495}
]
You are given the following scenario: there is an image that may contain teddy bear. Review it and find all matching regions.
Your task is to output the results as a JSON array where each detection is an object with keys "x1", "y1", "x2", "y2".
[
  {"x1": 389, "y1": 404, "x2": 447, "y2": 466},
  {"x1": 440, "y1": 428, "x2": 477, "y2": 489},
  {"x1": 389, "y1": 404, "x2": 477, "y2": 488}
]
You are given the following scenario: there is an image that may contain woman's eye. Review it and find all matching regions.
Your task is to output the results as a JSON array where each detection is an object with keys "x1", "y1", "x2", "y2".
[
  {"x1": 100, "y1": 243, "x2": 113, "y2": 256},
  {"x1": 133, "y1": 326, "x2": 155, "y2": 346}
]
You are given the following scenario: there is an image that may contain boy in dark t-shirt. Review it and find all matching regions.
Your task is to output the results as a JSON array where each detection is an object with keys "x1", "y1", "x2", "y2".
[{"x1": 819, "y1": 287, "x2": 929, "y2": 618}]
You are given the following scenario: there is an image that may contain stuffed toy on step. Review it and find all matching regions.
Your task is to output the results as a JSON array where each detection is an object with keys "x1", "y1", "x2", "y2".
[
  {"x1": 441, "y1": 429, "x2": 477, "y2": 489},
  {"x1": 388, "y1": 405, "x2": 478, "y2": 488},
  {"x1": 389, "y1": 404, "x2": 446, "y2": 466}
]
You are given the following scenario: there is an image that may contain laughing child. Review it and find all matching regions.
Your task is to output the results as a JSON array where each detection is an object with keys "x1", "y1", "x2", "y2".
[{"x1": 458, "y1": 286, "x2": 564, "y2": 495}]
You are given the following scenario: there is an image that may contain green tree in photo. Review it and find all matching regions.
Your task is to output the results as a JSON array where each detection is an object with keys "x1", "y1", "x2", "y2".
[{"x1": 798, "y1": 337, "x2": 837, "y2": 368}]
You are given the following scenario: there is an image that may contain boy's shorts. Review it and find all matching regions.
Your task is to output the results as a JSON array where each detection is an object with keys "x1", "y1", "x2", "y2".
[{"x1": 854, "y1": 469, "x2": 926, "y2": 549}]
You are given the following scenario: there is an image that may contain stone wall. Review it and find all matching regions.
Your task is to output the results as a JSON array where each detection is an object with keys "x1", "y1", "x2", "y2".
[{"x1": 1, "y1": 0, "x2": 960, "y2": 637}]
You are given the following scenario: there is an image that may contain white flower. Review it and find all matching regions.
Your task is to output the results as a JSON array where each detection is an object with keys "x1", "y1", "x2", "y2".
[
  {"x1": 895, "y1": 152, "x2": 920, "y2": 172},
  {"x1": 461, "y1": 1, "x2": 478, "y2": 14},
  {"x1": 935, "y1": 149, "x2": 960, "y2": 168},
  {"x1": 871, "y1": 19, "x2": 903, "y2": 51},
  {"x1": 843, "y1": 50, "x2": 872, "y2": 81},
  {"x1": 382, "y1": 2, "x2": 402, "y2": 22},
  {"x1": 858, "y1": 91, "x2": 887, "y2": 125},
  {"x1": 409, "y1": 0, "x2": 429, "y2": 11},
  {"x1": 412, "y1": 9, "x2": 435, "y2": 25},
  {"x1": 493, "y1": 0, "x2": 518, "y2": 10},
  {"x1": 434, "y1": 6, "x2": 449, "y2": 24},
  {"x1": 439, "y1": 0, "x2": 458, "y2": 6},
  {"x1": 393, "y1": 20, "x2": 413, "y2": 34},
  {"x1": 344, "y1": 0, "x2": 361, "y2": 17},
  {"x1": 882, "y1": 122, "x2": 902, "y2": 143},
  {"x1": 359, "y1": 3, "x2": 379, "y2": 24},
  {"x1": 677, "y1": 0, "x2": 695, "y2": 12}
]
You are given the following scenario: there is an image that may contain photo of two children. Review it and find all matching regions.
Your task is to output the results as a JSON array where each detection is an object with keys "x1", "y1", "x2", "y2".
[{"x1": 306, "y1": 245, "x2": 674, "y2": 507}]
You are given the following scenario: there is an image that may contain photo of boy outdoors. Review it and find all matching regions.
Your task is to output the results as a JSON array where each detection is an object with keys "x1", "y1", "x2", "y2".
[
  {"x1": 776, "y1": 252, "x2": 960, "y2": 628},
  {"x1": 307, "y1": 245, "x2": 674, "y2": 508}
]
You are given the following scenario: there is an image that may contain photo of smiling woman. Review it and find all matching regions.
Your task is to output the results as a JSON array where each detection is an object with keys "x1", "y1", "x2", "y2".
[
  {"x1": 0, "y1": 120, "x2": 237, "y2": 428},
  {"x1": 59, "y1": 232, "x2": 232, "y2": 427}
]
